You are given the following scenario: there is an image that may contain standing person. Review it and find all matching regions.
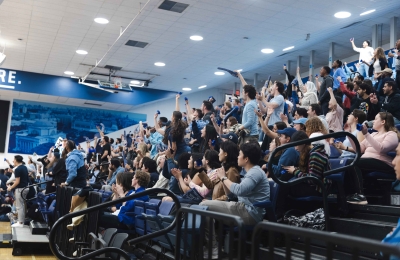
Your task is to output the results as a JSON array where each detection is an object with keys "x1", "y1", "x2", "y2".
[
  {"x1": 60, "y1": 140, "x2": 87, "y2": 188},
  {"x1": 7, "y1": 155, "x2": 29, "y2": 227},
  {"x1": 332, "y1": 60, "x2": 347, "y2": 92},
  {"x1": 388, "y1": 39, "x2": 400, "y2": 89},
  {"x1": 350, "y1": 38, "x2": 374, "y2": 79},
  {"x1": 100, "y1": 136, "x2": 111, "y2": 162},
  {"x1": 370, "y1": 81, "x2": 400, "y2": 125},
  {"x1": 236, "y1": 71, "x2": 259, "y2": 144},
  {"x1": 168, "y1": 111, "x2": 190, "y2": 160},
  {"x1": 316, "y1": 66, "x2": 334, "y2": 115},
  {"x1": 364, "y1": 47, "x2": 388, "y2": 81}
]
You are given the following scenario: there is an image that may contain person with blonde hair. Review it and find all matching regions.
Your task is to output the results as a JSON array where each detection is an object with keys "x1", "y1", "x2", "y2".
[{"x1": 361, "y1": 47, "x2": 388, "y2": 79}]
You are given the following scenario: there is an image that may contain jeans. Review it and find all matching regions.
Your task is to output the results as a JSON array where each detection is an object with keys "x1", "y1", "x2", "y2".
[
  {"x1": 358, "y1": 63, "x2": 369, "y2": 78},
  {"x1": 15, "y1": 188, "x2": 29, "y2": 223}
]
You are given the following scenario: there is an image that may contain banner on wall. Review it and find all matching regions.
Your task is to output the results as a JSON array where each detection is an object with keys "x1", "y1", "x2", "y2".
[{"x1": 8, "y1": 100, "x2": 146, "y2": 155}]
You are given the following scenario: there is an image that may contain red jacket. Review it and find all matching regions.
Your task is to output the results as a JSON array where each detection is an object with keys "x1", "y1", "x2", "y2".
[{"x1": 339, "y1": 82, "x2": 356, "y2": 109}]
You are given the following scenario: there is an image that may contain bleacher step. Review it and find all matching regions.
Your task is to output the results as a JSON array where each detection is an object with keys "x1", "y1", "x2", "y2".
[{"x1": 330, "y1": 217, "x2": 394, "y2": 241}]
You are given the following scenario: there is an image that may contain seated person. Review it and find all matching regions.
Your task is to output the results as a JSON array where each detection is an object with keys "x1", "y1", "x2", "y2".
[
  {"x1": 333, "y1": 109, "x2": 366, "y2": 158},
  {"x1": 141, "y1": 157, "x2": 159, "y2": 188},
  {"x1": 347, "y1": 112, "x2": 399, "y2": 204},
  {"x1": 276, "y1": 131, "x2": 331, "y2": 219},
  {"x1": 162, "y1": 151, "x2": 191, "y2": 196},
  {"x1": 200, "y1": 142, "x2": 270, "y2": 254},
  {"x1": 98, "y1": 171, "x2": 149, "y2": 229}
]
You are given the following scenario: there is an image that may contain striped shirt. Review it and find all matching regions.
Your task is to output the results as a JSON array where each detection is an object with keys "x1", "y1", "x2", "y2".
[{"x1": 293, "y1": 144, "x2": 331, "y2": 193}]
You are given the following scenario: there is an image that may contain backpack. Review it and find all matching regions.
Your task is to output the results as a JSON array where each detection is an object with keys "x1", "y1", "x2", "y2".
[{"x1": 284, "y1": 208, "x2": 325, "y2": 230}]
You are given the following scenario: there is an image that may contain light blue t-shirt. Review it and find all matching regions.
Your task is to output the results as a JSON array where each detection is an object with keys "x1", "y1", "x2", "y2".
[
  {"x1": 241, "y1": 99, "x2": 259, "y2": 136},
  {"x1": 268, "y1": 95, "x2": 284, "y2": 126}
]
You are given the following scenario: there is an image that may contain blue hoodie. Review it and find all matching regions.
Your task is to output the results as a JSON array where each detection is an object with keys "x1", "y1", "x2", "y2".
[{"x1": 66, "y1": 149, "x2": 85, "y2": 185}]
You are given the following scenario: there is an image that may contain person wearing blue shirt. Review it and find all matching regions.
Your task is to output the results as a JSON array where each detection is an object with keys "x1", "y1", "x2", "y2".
[
  {"x1": 99, "y1": 171, "x2": 149, "y2": 229},
  {"x1": 332, "y1": 60, "x2": 347, "y2": 91},
  {"x1": 60, "y1": 140, "x2": 87, "y2": 189},
  {"x1": 235, "y1": 86, "x2": 259, "y2": 143}
]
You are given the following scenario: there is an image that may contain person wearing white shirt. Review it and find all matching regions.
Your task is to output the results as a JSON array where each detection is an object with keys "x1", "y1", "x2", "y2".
[{"x1": 350, "y1": 39, "x2": 374, "y2": 78}]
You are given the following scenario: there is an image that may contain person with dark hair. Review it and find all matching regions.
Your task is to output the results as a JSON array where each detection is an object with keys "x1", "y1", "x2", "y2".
[
  {"x1": 99, "y1": 171, "x2": 149, "y2": 229},
  {"x1": 0, "y1": 169, "x2": 9, "y2": 192},
  {"x1": 259, "y1": 81, "x2": 285, "y2": 130},
  {"x1": 200, "y1": 142, "x2": 269, "y2": 258},
  {"x1": 162, "y1": 151, "x2": 191, "y2": 195},
  {"x1": 350, "y1": 38, "x2": 374, "y2": 78},
  {"x1": 7, "y1": 155, "x2": 29, "y2": 227},
  {"x1": 100, "y1": 136, "x2": 111, "y2": 162},
  {"x1": 326, "y1": 87, "x2": 344, "y2": 132},
  {"x1": 307, "y1": 103, "x2": 329, "y2": 132},
  {"x1": 255, "y1": 109, "x2": 287, "y2": 141},
  {"x1": 370, "y1": 81, "x2": 400, "y2": 124},
  {"x1": 60, "y1": 140, "x2": 87, "y2": 188},
  {"x1": 276, "y1": 130, "x2": 331, "y2": 218},
  {"x1": 235, "y1": 82, "x2": 259, "y2": 143},
  {"x1": 223, "y1": 100, "x2": 241, "y2": 124},
  {"x1": 338, "y1": 77, "x2": 356, "y2": 118},
  {"x1": 333, "y1": 109, "x2": 366, "y2": 158},
  {"x1": 351, "y1": 83, "x2": 378, "y2": 121},
  {"x1": 317, "y1": 66, "x2": 334, "y2": 115},
  {"x1": 141, "y1": 157, "x2": 159, "y2": 188},
  {"x1": 201, "y1": 100, "x2": 213, "y2": 124},
  {"x1": 169, "y1": 111, "x2": 190, "y2": 160},
  {"x1": 283, "y1": 64, "x2": 296, "y2": 98},
  {"x1": 199, "y1": 124, "x2": 219, "y2": 153},
  {"x1": 332, "y1": 60, "x2": 347, "y2": 91},
  {"x1": 101, "y1": 159, "x2": 125, "y2": 192},
  {"x1": 294, "y1": 107, "x2": 308, "y2": 119},
  {"x1": 388, "y1": 39, "x2": 400, "y2": 90}
]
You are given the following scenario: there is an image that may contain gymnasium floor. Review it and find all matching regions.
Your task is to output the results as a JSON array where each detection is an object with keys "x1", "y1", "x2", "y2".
[{"x1": 0, "y1": 222, "x2": 56, "y2": 260}]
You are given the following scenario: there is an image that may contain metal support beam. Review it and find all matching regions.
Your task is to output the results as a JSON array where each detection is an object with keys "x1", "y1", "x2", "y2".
[
  {"x1": 371, "y1": 24, "x2": 378, "y2": 49},
  {"x1": 309, "y1": 50, "x2": 315, "y2": 78},
  {"x1": 329, "y1": 42, "x2": 334, "y2": 68},
  {"x1": 253, "y1": 73, "x2": 258, "y2": 88},
  {"x1": 390, "y1": 17, "x2": 398, "y2": 48}
]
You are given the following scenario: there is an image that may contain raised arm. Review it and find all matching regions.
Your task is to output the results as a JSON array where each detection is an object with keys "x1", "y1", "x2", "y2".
[
  {"x1": 210, "y1": 114, "x2": 222, "y2": 136},
  {"x1": 236, "y1": 71, "x2": 248, "y2": 87},
  {"x1": 255, "y1": 108, "x2": 278, "y2": 139},
  {"x1": 175, "y1": 94, "x2": 180, "y2": 112},
  {"x1": 153, "y1": 113, "x2": 165, "y2": 135}
]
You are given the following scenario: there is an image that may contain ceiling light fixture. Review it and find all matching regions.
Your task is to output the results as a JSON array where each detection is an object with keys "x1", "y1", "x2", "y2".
[
  {"x1": 130, "y1": 80, "x2": 141, "y2": 85},
  {"x1": 214, "y1": 72, "x2": 225, "y2": 75},
  {"x1": 76, "y1": 50, "x2": 88, "y2": 55},
  {"x1": 182, "y1": 87, "x2": 191, "y2": 91},
  {"x1": 64, "y1": 71, "x2": 74, "y2": 75},
  {"x1": 94, "y1": 18, "x2": 109, "y2": 24},
  {"x1": 190, "y1": 35, "x2": 203, "y2": 41},
  {"x1": 283, "y1": 46, "x2": 294, "y2": 51},
  {"x1": 261, "y1": 48, "x2": 274, "y2": 54},
  {"x1": 360, "y1": 9, "x2": 375, "y2": 16},
  {"x1": 237, "y1": 69, "x2": 243, "y2": 72},
  {"x1": 198, "y1": 85, "x2": 207, "y2": 89},
  {"x1": 154, "y1": 62, "x2": 165, "y2": 66},
  {"x1": 334, "y1": 11, "x2": 351, "y2": 18}
]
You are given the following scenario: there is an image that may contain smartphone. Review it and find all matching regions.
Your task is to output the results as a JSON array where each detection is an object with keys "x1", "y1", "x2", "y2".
[
  {"x1": 283, "y1": 63, "x2": 286, "y2": 66},
  {"x1": 178, "y1": 92, "x2": 182, "y2": 95},
  {"x1": 3, "y1": 158, "x2": 6, "y2": 161},
  {"x1": 184, "y1": 97, "x2": 188, "y2": 101},
  {"x1": 350, "y1": 37, "x2": 354, "y2": 42},
  {"x1": 156, "y1": 110, "x2": 160, "y2": 114}
]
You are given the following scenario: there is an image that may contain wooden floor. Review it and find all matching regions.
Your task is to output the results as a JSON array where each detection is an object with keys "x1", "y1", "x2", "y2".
[{"x1": 0, "y1": 221, "x2": 56, "y2": 260}]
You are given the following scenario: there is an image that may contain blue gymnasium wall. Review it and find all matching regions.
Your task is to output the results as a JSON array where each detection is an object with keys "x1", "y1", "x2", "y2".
[
  {"x1": 9, "y1": 99, "x2": 146, "y2": 155},
  {"x1": 0, "y1": 68, "x2": 176, "y2": 105}
]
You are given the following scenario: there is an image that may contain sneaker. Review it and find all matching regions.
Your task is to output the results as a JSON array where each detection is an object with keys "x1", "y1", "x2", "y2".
[
  {"x1": 346, "y1": 193, "x2": 368, "y2": 205},
  {"x1": 11, "y1": 222, "x2": 24, "y2": 228},
  {"x1": 203, "y1": 246, "x2": 218, "y2": 259}
]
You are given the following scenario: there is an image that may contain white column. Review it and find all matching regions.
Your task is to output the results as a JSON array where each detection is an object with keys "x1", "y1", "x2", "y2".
[
  {"x1": 371, "y1": 24, "x2": 378, "y2": 49},
  {"x1": 309, "y1": 50, "x2": 315, "y2": 78},
  {"x1": 329, "y1": 42, "x2": 334, "y2": 68},
  {"x1": 390, "y1": 17, "x2": 398, "y2": 48},
  {"x1": 253, "y1": 73, "x2": 258, "y2": 89}
]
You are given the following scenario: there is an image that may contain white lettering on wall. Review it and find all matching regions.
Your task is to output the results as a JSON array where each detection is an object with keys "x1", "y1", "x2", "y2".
[
  {"x1": 0, "y1": 70, "x2": 6, "y2": 82},
  {"x1": 8, "y1": 71, "x2": 15, "y2": 84}
]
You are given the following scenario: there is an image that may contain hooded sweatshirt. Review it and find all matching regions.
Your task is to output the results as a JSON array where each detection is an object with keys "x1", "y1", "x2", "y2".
[{"x1": 66, "y1": 149, "x2": 85, "y2": 185}]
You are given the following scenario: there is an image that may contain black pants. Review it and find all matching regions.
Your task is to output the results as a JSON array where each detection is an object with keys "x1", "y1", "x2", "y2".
[
  {"x1": 275, "y1": 182, "x2": 321, "y2": 218},
  {"x1": 98, "y1": 213, "x2": 129, "y2": 229},
  {"x1": 348, "y1": 158, "x2": 395, "y2": 194},
  {"x1": 396, "y1": 71, "x2": 400, "y2": 91}
]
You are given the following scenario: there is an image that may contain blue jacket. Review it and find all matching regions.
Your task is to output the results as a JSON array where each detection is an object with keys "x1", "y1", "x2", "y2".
[
  {"x1": 66, "y1": 149, "x2": 85, "y2": 185},
  {"x1": 148, "y1": 131, "x2": 163, "y2": 159},
  {"x1": 107, "y1": 166, "x2": 125, "y2": 185},
  {"x1": 269, "y1": 147, "x2": 299, "y2": 177},
  {"x1": 118, "y1": 187, "x2": 149, "y2": 226},
  {"x1": 241, "y1": 100, "x2": 259, "y2": 136}
]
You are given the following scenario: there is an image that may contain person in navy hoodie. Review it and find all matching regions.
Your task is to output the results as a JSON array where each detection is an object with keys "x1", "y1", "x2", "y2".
[{"x1": 99, "y1": 171, "x2": 149, "y2": 229}]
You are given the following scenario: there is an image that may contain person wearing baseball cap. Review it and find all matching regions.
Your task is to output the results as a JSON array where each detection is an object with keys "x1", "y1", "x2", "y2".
[
  {"x1": 264, "y1": 128, "x2": 299, "y2": 180},
  {"x1": 221, "y1": 133, "x2": 238, "y2": 145},
  {"x1": 292, "y1": 117, "x2": 308, "y2": 131}
]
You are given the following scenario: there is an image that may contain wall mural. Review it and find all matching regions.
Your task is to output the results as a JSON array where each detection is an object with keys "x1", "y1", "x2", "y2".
[{"x1": 8, "y1": 99, "x2": 146, "y2": 154}]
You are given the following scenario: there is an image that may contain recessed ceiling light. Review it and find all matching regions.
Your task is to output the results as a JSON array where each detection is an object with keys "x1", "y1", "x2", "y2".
[
  {"x1": 94, "y1": 17, "x2": 109, "y2": 24},
  {"x1": 360, "y1": 9, "x2": 375, "y2": 16},
  {"x1": 190, "y1": 35, "x2": 203, "y2": 41},
  {"x1": 261, "y1": 48, "x2": 274, "y2": 54},
  {"x1": 64, "y1": 71, "x2": 74, "y2": 75},
  {"x1": 182, "y1": 88, "x2": 191, "y2": 91},
  {"x1": 76, "y1": 50, "x2": 88, "y2": 55},
  {"x1": 154, "y1": 62, "x2": 165, "y2": 66},
  {"x1": 334, "y1": 11, "x2": 351, "y2": 18},
  {"x1": 214, "y1": 72, "x2": 225, "y2": 75},
  {"x1": 283, "y1": 46, "x2": 294, "y2": 51},
  {"x1": 198, "y1": 85, "x2": 207, "y2": 89},
  {"x1": 130, "y1": 80, "x2": 141, "y2": 85}
]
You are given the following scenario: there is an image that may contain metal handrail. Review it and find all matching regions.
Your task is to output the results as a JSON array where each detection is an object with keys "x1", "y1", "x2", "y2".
[
  {"x1": 48, "y1": 188, "x2": 181, "y2": 260},
  {"x1": 267, "y1": 131, "x2": 361, "y2": 231},
  {"x1": 21, "y1": 180, "x2": 56, "y2": 202},
  {"x1": 252, "y1": 221, "x2": 400, "y2": 260}
]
